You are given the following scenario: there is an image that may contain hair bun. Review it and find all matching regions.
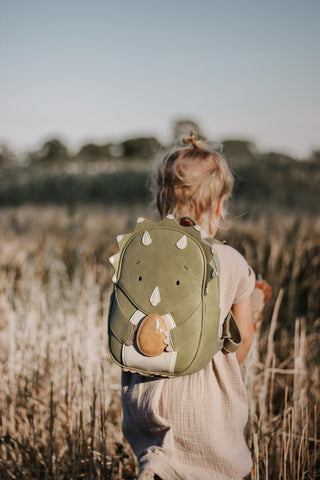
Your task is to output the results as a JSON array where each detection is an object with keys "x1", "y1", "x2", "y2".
[{"x1": 183, "y1": 131, "x2": 198, "y2": 147}]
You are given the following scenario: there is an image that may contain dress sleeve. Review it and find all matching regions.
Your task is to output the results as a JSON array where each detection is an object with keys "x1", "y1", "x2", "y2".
[
  {"x1": 214, "y1": 243, "x2": 256, "y2": 307},
  {"x1": 233, "y1": 263, "x2": 256, "y2": 304}
]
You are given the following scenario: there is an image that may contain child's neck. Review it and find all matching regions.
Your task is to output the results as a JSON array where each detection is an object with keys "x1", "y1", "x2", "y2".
[{"x1": 198, "y1": 215, "x2": 217, "y2": 239}]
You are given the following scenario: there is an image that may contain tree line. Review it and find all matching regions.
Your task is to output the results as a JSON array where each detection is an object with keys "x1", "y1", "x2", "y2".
[
  {"x1": 0, "y1": 119, "x2": 319, "y2": 213},
  {"x1": 1, "y1": 119, "x2": 320, "y2": 169}
]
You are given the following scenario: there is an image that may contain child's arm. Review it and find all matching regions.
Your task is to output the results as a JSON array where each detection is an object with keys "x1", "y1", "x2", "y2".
[
  {"x1": 232, "y1": 296, "x2": 254, "y2": 364},
  {"x1": 233, "y1": 280, "x2": 272, "y2": 364}
]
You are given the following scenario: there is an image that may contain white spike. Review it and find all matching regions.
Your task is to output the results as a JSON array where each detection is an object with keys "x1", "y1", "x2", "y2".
[
  {"x1": 162, "y1": 313, "x2": 175, "y2": 329},
  {"x1": 165, "y1": 344, "x2": 174, "y2": 352},
  {"x1": 150, "y1": 286, "x2": 161, "y2": 306},
  {"x1": 112, "y1": 274, "x2": 117, "y2": 283},
  {"x1": 117, "y1": 234, "x2": 123, "y2": 243},
  {"x1": 166, "y1": 214, "x2": 175, "y2": 219},
  {"x1": 137, "y1": 217, "x2": 145, "y2": 223},
  {"x1": 142, "y1": 231, "x2": 152, "y2": 246},
  {"x1": 176, "y1": 235, "x2": 187, "y2": 250},
  {"x1": 193, "y1": 225, "x2": 201, "y2": 232},
  {"x1": 154, "y1": 318, "x2": 160, "y2": 330},
  {"x1": 109, "y1": 255, "x2": 115, "y2": 265},
  {"x1": 129, "y1": 310, "x2": 145, "y2": 325}
]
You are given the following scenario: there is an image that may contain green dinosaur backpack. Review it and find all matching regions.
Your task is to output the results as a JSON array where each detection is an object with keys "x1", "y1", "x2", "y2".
[{"x1": 107, "y1": 215, "x2": 242, "y2": 377}]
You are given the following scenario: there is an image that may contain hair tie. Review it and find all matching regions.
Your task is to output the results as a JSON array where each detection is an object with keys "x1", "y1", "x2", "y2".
[{"x1": 183, "y1": 131, "x2": 198, "y2": 148}]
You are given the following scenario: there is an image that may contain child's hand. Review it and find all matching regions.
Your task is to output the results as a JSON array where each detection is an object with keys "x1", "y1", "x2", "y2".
[{"x1": 251, "y1": 280, "x2": 272, "y2": 330}]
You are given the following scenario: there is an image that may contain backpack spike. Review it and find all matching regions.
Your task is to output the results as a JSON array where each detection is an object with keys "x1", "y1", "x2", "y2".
[
  {"x1": 159, "y1": 216, "x2": 180, "y2": 228},
  {"x1": 205, "y1": 264, "x2": 214, "y2": 287},
  {"x1": 185, "y1": 226, "x2": 202, "y2": 242},
  {"x1": 117, "y1": 232, "x2": 133, "y2": 250},
  {"x1": 149, "y1": 286, "x2": 161, "y2": 306},
  {"x1": 161, "y1": 215, "x2": 202, "y2": 239},
  {"x1": 133, "y1": 219, "x2": 157, "y2": 234},
  {"x1": 142, "y1": 231, "x2": 152, "y2": 246},
  {"x1": 176, "y1": 235, "x2": 187, "y2": 250},
  {"x1": 202, "y1": 241, "x2": 215, "y2": 265},
  {"x1": 108, "y1": 251, "x2": 121, "y2": 276}
]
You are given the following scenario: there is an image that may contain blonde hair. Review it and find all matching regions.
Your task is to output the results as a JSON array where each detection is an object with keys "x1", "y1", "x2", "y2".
[{"x1": 155, "y1": 132, "x2": 234, "y2": 233}]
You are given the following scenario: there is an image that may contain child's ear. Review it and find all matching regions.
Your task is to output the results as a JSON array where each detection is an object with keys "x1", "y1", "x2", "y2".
[{"x1": 215, "y1": 194, "x2": 227, "y2": 218}]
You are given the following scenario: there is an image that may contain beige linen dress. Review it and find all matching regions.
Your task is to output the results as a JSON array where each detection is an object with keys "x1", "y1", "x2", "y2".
[{"x1": 121, "y1": 242, "x2": 256, "y2": 480}]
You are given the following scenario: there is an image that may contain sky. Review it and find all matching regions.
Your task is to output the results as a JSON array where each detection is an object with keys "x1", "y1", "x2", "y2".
[{"x1": 1, "y1": 0, "x2": 320, "y2": 158}]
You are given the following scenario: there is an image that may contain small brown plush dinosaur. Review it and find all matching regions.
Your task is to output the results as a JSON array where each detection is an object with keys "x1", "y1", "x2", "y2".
[{"x1": 251, "y1": 280, "x2": 272, "y2": 331}]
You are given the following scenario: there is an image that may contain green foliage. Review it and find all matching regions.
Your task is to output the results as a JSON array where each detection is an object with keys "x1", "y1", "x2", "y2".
[
  {"x1": 259, "y1": 151, "x2": 296, "y2": 166},
  {"x1": 234, "y1": 160, "x2": 320, "y2": 213},
  {"x1": 309, "y1": 149, "x2": 320, "y2": 163},
  {"x1": 221, "y1": 139, "x2": 257, "y2": 167},
  {"x1": 0, "y1": 169, "x2": 150, "y2": 206},
  {"x1": 0, "y1": 160, "x2": 319, "y2": 214},
  {"x1": 0, "y1": 144, "x2": 17, "y2": 166},
  {"x1": 29, "y1": 138, "x2": 69, "y2": 164},
  {"x1": 1, "y1": 130, "x2": 320, "y2": 214},
  {"x1": 78, "y1": 142, "x2": 114, "y2": 160},
  {"x1": 121, "y1": 136, "x2": 162, "y2": 159}
]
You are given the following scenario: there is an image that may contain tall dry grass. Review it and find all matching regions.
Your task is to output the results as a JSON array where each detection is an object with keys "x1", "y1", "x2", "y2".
[{"x1": 0, "y1": 206, "x2": 319, "y2": 479}]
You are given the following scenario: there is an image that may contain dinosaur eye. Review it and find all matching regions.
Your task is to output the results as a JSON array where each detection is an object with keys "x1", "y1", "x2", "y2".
[
  {"x1": 138, "y1": 276, "x2": 142, "y2": 281},
  {"x1": 176, "y1": 280, "x2": 180, "y2": 286}
]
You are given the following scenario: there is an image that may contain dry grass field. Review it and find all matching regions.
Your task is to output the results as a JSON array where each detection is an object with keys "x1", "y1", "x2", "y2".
[{"x1": 0, "y1": 206, "x2": 319, "y2": 479}]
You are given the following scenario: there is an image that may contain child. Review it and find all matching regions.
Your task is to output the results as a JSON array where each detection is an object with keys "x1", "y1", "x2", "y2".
[{"x1": 121, "y1": 132, "x2": 263, "y2": 480}]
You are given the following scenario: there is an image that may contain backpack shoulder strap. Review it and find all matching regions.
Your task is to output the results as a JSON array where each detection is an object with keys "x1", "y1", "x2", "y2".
[
  {"x1": 201, "y1": 237, "x2": 242, "y2": 354},
  {"x1": 202, "y1": 237, "x2": 222, "y2": 276},
  {"x1": 221, "y1": 310, "x2": 242, "y2": 353}
]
